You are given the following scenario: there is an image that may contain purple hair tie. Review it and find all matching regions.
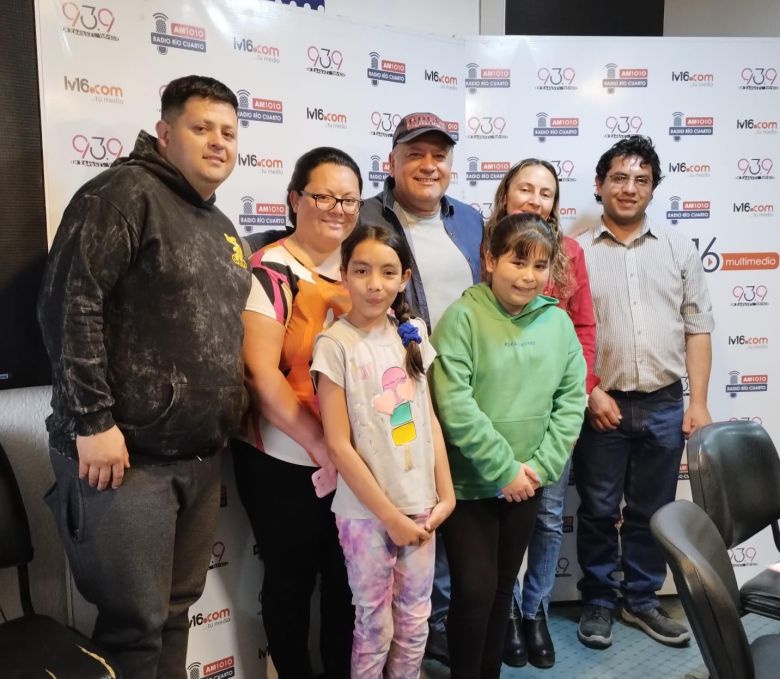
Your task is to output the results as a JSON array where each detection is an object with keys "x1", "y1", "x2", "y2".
[{"x1": 398, "y1": 321, "x2": 421, "y2": 348}]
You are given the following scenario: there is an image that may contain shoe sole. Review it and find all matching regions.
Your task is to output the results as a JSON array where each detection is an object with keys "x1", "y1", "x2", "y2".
[
  {"x1": 577, "y1": 628, "x2": 613, "y2": 649},
  {"x1": 620, "y1": 608, "x2": 691, "y2": 647}
]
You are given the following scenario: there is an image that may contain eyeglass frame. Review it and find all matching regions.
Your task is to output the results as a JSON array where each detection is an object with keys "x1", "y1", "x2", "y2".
[
  {"x1": 298, "y1": 190, "x2": 364, "y2": 214},
  {"x1": 603, "y1": 172, "x2": 653, "y2": 190}
]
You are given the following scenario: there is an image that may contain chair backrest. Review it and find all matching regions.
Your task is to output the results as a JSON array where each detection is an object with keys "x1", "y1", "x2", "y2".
[
  {"x1": 0, "y1": 440, "x2": 34, "y2": 569},
  {"x1": 651, "y1": 500, "x2": 754, "y2": 679},
  {"x1": 687, "y1": 420, "x2": 780, "y2": 548}
]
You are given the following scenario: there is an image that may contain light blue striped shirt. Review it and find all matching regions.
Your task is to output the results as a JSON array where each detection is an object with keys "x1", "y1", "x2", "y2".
[{"x1": 576, "y1": 220, "x2": 714, "y2": 393}]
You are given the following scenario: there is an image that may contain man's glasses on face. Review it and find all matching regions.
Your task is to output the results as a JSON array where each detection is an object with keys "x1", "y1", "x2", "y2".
[{"x1": 605, "y1": 173, "x2": 652, "y2": 190}]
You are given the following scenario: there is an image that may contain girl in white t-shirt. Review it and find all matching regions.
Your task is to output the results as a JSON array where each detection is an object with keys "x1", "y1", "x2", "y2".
[{"x1": 312, "y1": 223, "x2": 455, "y2": 679}]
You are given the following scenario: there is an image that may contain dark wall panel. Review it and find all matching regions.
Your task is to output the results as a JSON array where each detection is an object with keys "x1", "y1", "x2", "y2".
[
  {"x1": 506, "y1": 0, "x2": 664, "y2": 36},
  {"x1": 0, "y1": 0, "x2": 51, "y2": 389}
]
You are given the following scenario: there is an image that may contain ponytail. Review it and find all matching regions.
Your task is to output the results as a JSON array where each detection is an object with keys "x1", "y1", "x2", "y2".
[{"x1": 392, "y1": 292, "x2": 425, "y2": 380}]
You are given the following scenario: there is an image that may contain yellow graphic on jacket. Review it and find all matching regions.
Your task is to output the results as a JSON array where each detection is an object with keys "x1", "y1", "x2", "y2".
[
  {"x1": 224, "y1": 233, "x2": 248, "y2": 269},
  {"x1": 371, "y1": 366, "x2": 417, "y2": 470}
]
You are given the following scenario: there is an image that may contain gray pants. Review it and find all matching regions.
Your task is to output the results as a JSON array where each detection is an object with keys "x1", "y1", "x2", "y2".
[{"x1": 45, "y1": 450, "x2": 221, "y2": 679}]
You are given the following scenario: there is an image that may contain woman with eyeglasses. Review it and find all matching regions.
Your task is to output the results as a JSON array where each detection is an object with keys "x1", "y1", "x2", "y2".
[{"x1": 233, "y1": 146, "x2": 364, "y2": 679}]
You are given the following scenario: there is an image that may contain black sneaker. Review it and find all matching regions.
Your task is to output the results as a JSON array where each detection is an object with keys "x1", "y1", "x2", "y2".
[
  {"x1": 620, "y1": 606, "x2": 691, "y2": 646},
  {"x1": 424, "y1": 627, "x2": 450, "y2": 666},
  {"x1": 577, "y1": 604, "x2": 613, "y2": 649}
]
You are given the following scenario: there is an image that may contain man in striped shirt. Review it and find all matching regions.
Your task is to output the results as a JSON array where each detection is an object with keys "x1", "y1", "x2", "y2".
[{"x1": 573, "y1": 136, "x2": 713, "y2": 651}]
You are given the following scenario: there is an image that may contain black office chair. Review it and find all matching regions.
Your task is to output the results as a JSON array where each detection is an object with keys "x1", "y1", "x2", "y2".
[
  {"x1": 651, "y1": 500, "x2": 780, "y2": 679},
  {"x1": 0, "y1": 440, "x2": 120, "y2": 678},
  {"x1": 687, "y1": 421, "x2": 780, "y2": 620}
]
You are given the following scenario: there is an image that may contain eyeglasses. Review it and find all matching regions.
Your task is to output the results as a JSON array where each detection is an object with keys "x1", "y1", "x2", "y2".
[
  {"x1": 299, "y1": 190, "x2": 364, "y2": 215},
  {"x1": 605, "y1": 173, "x2": 652, "y2": 189}
]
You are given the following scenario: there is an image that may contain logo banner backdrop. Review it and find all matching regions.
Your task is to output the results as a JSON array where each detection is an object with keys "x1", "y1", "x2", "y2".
[{"x1": 36, "y1": 1, "x2": 778, "y2": 674}]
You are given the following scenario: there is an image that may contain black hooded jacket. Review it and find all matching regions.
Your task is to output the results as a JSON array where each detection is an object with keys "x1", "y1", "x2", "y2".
[{"x1": 38, "y1": 130, "x2": 251, "y2": 462}]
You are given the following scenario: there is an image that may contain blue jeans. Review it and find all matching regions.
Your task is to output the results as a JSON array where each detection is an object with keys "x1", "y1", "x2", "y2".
[
  {"x1": 573, "y1": 382, "x2": 684, "y2": 612},
  {"x1": 510, "y1": 457, "x2": 571, "y2": 619},
  {"x1": 430, "y1": 531, "x2": 450, "y2": 632}
]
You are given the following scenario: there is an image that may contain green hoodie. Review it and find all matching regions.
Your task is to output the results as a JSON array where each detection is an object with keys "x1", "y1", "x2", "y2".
[{"x1": 430, "y1": 283, "x2": 586, "y2": 500}]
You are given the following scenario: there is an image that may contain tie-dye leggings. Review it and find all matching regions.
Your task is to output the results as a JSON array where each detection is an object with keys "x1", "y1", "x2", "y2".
[{"x1": 336, "y1": 511, "x2": 435, "y2": 679}]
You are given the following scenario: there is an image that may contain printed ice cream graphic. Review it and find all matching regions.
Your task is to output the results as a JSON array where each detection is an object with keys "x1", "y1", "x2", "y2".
[{"x1": 372, "y1": 366, "x2": 416, "y2": 469}]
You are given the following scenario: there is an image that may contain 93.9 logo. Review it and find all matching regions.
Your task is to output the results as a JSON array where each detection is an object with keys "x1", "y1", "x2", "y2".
[
  {"x1": 537, "y1": 67, "x2": 576, "y2": 89},
  {"x1": 550, "y1": 160, "x2": 575, "y2": 181},
  {"x1": 61, "y1": 2, "x2": 116, "y2": 34},
  {"x1": 737, "y1": 158, "x2": 774, "y2": 179},
  {"x1": 370, "y1": 112, "x2": 401, "y2": 135},
  {"x1": 605, "y1": 115, "x2": 643, "y2": 136},
  {"x1": 467, "y1": 116, "x2": 506, "y2": 137},
  {"x1": 729, "y1": 546, "x2": 757, "y2": 566},
  {"x1": 740, "y1": 67, "x2": 777, "y2": 89},
  {"x1": 732, "y1": 285, "x2": 768, "y2": 305},
  {"x1": 307, "y1": 46, "x2": 344, "y2": 74},
  {"x1": 71, "y1": 135, "x2": 123, "y2": 166}
]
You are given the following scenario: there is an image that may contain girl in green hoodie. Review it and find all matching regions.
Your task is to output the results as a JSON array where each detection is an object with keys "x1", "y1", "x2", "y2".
[{"x1": 430, "y1": 213, "x2": 586, "y2": 679}]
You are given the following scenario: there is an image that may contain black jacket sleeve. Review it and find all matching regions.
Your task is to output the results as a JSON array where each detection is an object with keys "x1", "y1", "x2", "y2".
[{"x1": 38, "y1": 193, "x2": 136, "y2": 435}]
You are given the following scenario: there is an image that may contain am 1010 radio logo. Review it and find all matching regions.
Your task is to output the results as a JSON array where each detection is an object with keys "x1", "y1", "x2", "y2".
[
  {"x1": 534, "y1": 113, "x2": 579, "y2": 142},
  {"x1": 236, "y1": 90, "x2": 283, "y2": 127},
  {"x1": 367, "y1": 52, "x2": 406, "y2": 86},
  {"x1": 187, "y1": 655, "x2": 235, "y2": 679},
  {"x1": 465, "y1": 63, "x2": 511, "y2": 91},
  {"x1": 669, "y1": 112, "x2": 713, "y2": 141},
  {"x1": 603, "y1": 63, "x2": 648, "y2": 93},
  {"x1": 666, "y1": 196, "x2": 710, "y2": 224},
  {"x1": 725, "y1": 370, "x2": 768, "y2": 398},
  {"x1": 150, "y1": 12, "x2": 206, "y2": 54}
]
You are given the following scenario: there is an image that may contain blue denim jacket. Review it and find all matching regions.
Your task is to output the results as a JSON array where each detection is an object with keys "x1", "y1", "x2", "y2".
[{"x1": 360, "y1": 178, "x2": 483, "y2": 330}]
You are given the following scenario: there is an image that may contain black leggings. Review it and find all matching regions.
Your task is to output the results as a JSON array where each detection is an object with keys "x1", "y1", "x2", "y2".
[
  {"x1": 443, "y1": 493, "x2": 541, "y2": 679},
  {"x1": 232, "y1": 440, "x2": 354, "y2": 679}
]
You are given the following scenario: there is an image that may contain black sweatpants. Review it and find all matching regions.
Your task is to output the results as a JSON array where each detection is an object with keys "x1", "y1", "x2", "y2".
[
  {"x1": 45, "y1": 449, "x2": 221, "y2": 679},
  {"x1": 443, "y1": 493, "x2": 541, "y2": 679},
  {"x1": 232, "y1": 440, "x2": 354, "y2": 679}
]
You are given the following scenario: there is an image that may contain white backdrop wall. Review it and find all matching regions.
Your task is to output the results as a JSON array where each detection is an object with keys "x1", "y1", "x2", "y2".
[{"x1": 34, "y1": 1, "x2": 779, "y2": 676}]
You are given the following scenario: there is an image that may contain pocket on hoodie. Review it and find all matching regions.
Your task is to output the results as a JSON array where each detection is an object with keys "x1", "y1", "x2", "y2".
[
  {"x1": 121, "y1": 383, "x2": 248, "y2": 455},
  {"x1": 492, "y1": 414, "x2": 548, "y2": 456}
]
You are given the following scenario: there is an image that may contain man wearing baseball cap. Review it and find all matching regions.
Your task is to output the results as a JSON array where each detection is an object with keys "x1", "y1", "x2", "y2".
[
  {"x1": 361, "y1": 111, "x2": 482, "y2": 331},
  {"x1": 361, "y1": 112, "x2": 483, "y2": 665}
]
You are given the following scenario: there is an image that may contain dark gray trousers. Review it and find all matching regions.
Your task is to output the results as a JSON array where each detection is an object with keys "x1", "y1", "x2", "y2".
[{"x1": 45, "y1": 450, "x2": 221, "y2": 679}]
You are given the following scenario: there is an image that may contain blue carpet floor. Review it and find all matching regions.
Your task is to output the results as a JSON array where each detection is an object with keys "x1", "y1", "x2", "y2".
[{"x1": 421, "y1": 599, "x2": 780, "y2": 678}]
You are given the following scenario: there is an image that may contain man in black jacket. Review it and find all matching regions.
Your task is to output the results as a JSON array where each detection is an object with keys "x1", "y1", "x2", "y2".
[{"x1": 38, "y1": 75, "x2": 250, "y2": 679}]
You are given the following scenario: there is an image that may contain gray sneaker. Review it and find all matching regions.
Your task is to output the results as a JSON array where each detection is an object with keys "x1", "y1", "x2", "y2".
[
  {"x1": 620, "y1": 606, "x2": 691, "y2": 646},
  {"x1": 578, "y1": 604, "x2": 613, "y2": 649}
]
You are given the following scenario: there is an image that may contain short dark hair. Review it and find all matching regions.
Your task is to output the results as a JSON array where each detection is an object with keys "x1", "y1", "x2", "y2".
[
  {"x1": 286, "y1": 147, "x2": 363, "y2": 228},
  {"x1": 594, "y1": 135, "x2": 663, "y2": 203},
  {"x1": 160, "y1": 75, "x2": 238, "y2": 121}
]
